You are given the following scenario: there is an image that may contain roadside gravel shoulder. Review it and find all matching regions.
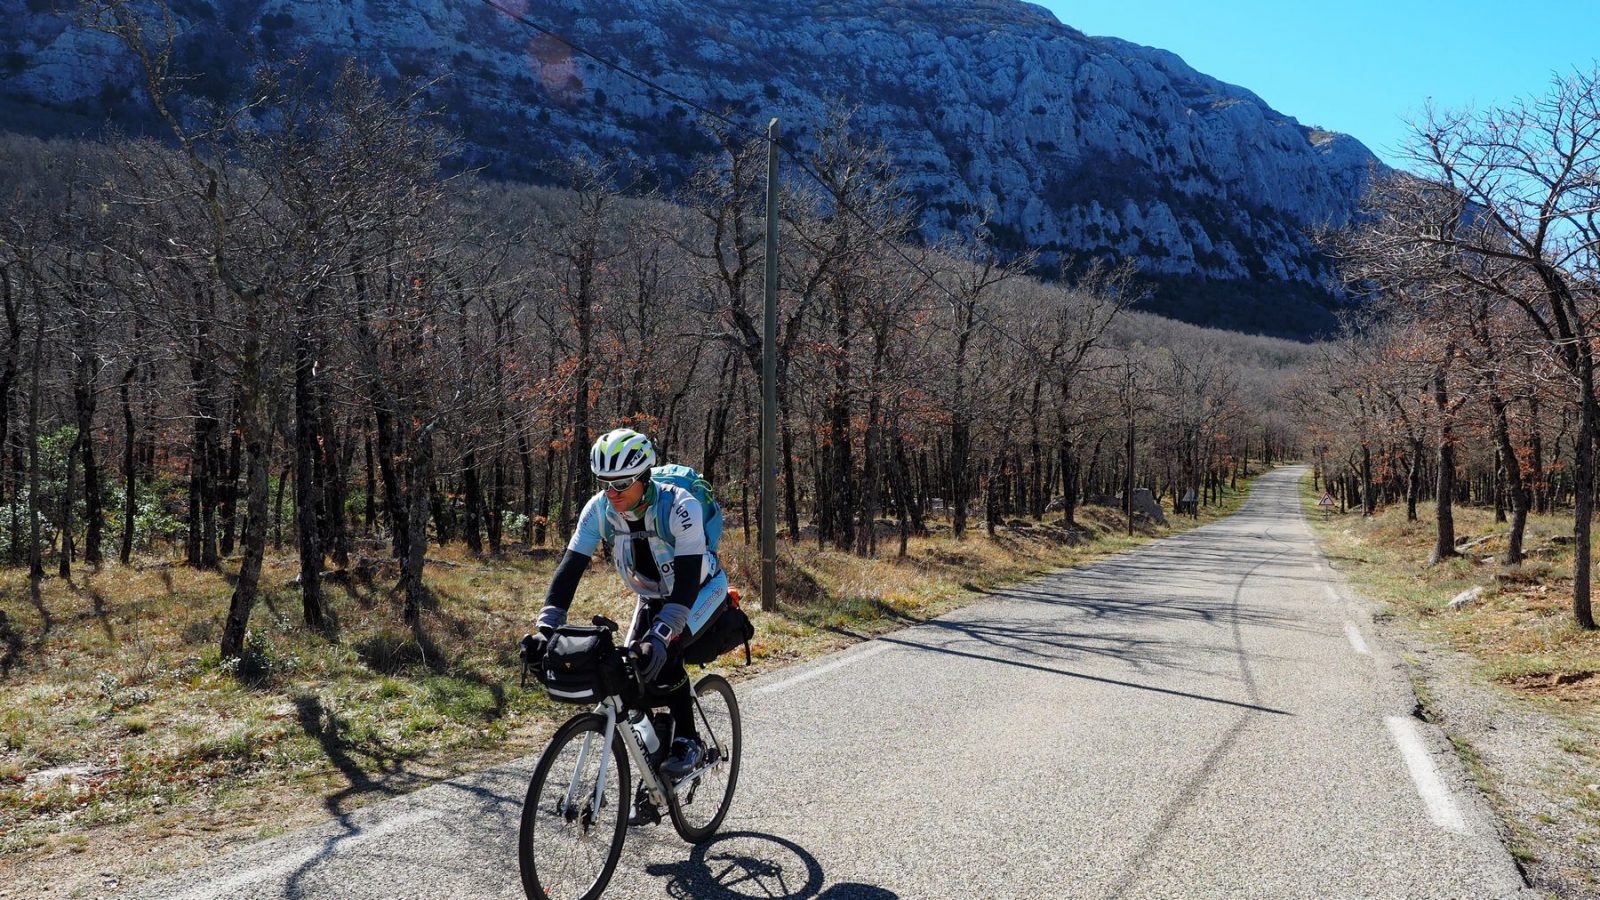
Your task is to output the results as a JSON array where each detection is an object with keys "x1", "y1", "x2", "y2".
[
  {"x1": 1303, "y1": 473, "x2": 1600, "y2": 899},
  {"x1": 1369, "y1": 618, "x2": 1599, "y2": 899}
]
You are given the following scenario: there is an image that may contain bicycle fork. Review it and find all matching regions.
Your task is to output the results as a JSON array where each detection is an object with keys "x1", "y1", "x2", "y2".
[{"x1": 566, "y1": 702, "x2": 671, "y2": 818}]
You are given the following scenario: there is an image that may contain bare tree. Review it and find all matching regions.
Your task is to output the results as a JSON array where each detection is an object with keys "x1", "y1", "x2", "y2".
[{"x1": 1344, "y1": 66, "x2": 1600, "y2": 627}]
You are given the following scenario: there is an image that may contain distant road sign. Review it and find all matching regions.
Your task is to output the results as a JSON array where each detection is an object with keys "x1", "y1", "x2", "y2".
[{"x1": 1317, "y1": 493, "x2": 1335, "y2": 507}]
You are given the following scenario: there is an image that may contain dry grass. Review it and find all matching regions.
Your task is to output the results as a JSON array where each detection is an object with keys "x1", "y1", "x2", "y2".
[
  {"x1": 1301, "y1": 480, "x2": 1600, "y2": 690},
  {"x1": 0, "y1": 477, "x2": 1252, "y2": 895}
]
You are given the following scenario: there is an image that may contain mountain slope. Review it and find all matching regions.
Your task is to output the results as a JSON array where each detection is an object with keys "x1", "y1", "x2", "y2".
[{"x1": 1, "y1": 0, "x2": 1382, "y2": 337}]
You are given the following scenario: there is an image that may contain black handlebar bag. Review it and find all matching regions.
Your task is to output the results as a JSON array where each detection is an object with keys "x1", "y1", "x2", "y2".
[{"x1": 541, "y1": 625, "x2": 626, "y2": 704}]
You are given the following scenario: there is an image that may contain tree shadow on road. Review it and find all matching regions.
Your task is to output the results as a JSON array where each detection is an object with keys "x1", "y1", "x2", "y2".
[
  {"x1": 876, "y1": 631, "x2": 1292, "y2": 716},
  {"x1": 995, "y1": 583, "x2": 1316, "y2": 634},
  {"x1": 645, "y1": 830, "x2": 898, "y2": 899},
  {"x1": 282, "y1": 693, "x2": 430, "y2": 898}
]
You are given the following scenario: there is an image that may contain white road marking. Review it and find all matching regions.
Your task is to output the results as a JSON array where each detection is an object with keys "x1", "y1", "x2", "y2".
[
  {"x1": 755, "y1": 642, "x2": 892, "y2": 695},
  {"x1": 163, "y1": 807, "x2": 443, "y2": 900},
  {"x1": 1344, "y1": 622, "x2": 1370, "y2": 655},
  {"x1": 1385, "y1": 716, "x2": 1469, "y2": 834},
  {"x1": 1323, "y1": 584, "x2": 1340, "y2": 602}
]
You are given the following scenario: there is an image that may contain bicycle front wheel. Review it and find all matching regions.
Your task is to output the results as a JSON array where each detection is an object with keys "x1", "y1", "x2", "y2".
[
  {"x1": 518, "y1": 712, "x2": 631, "y2": 900},
  {"x1": 666, "y1": 673, "x2": 741, "y2": 844}
]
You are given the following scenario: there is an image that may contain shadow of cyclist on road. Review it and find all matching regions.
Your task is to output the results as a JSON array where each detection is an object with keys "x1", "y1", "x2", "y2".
[{"x1": 644, "y1": 830, "x2": 897, "y2": 899}]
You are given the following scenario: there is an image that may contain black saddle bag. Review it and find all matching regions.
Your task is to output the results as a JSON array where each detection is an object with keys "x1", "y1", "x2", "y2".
[
  {"x1": 541, "y1": 625, "x2": 626, "y2": 704},
  {"x1": 682, "y1": 596, "x2": 756, "y2": 666}
]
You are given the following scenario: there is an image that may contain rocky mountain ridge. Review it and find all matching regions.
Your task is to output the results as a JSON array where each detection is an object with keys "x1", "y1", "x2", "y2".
[{"x1": 1, "y1": 0, "x2": 1383, "y2": 336}]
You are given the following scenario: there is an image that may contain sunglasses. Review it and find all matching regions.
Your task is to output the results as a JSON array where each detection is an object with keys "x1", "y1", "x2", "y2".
[{"x1": 597, "y1": 473, "x2": 643, "y2": 492}]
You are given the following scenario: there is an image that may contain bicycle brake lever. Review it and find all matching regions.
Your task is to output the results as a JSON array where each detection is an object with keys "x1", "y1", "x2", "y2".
[{"x1": 622, "y1": 646, "x2": 648, "y2": 688}]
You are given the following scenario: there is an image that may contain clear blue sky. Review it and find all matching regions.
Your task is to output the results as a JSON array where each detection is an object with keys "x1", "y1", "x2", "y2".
[{"x1": 1035, "y1": 1, "x2": 1600, "y2": 171}]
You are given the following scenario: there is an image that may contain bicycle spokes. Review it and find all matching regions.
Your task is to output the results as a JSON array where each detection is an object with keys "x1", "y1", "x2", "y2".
[{"x1": 520, "y1": 716, "x2": 628, "y2": 900}]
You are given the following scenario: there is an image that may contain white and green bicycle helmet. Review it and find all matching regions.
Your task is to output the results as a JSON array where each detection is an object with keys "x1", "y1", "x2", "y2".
[{"x1": 590, "y1": 428, "x2": 656, "y2": 479}]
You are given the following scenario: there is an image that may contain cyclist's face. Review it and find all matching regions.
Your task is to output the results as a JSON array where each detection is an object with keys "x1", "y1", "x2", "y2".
[{"x1": 605, "y1": 476, "x2": 647, "y2": 512}]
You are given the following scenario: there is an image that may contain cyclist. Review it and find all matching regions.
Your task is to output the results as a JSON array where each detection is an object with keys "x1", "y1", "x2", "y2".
[{"x1": 522, "y1": 427, "x2": 729, "y2": 787}]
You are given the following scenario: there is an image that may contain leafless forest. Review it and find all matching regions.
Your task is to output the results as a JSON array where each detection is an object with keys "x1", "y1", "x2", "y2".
[
  {"x1": 11, "y1": 7, "x2": 1597, "y2": 671},
  {"x1": 0, "y1": 36, "x2": 1316, "y2": 660},
  {"x1": 1302, "y1": 66, "x2": 1600, "y2": 630}
]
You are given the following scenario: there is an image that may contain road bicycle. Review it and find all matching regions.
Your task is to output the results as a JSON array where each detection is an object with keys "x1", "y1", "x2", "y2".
[{"x1": 517, "y1": 608, "x2": 742, "y2": 900}]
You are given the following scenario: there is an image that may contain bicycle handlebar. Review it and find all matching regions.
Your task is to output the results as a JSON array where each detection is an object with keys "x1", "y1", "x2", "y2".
[
  {"x1": 587, "y1": 615, "x2": 651, "y2": 687},
  {"x1": 516, "y1": 613, "x2": 651, "y2": 695}
]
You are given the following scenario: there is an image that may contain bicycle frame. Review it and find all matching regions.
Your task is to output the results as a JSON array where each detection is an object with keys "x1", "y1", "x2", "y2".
[
  {"x1": 557, "y1": 598, "x2": 728, "y2": 817},
  {"x1": 561, "y1": 689, "x2": 728, "y2": 819},
  {"x1": 557, "y1": 701, "x2": 647, "y2": 819}
]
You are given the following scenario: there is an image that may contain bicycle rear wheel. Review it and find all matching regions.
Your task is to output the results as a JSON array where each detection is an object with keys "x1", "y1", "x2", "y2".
[
  {"x1": 519, "y1": 713, "x2": 630, "y2": 900},
  {"x1": 666, "y1": 674, "x2": 741, "y2": 844}
]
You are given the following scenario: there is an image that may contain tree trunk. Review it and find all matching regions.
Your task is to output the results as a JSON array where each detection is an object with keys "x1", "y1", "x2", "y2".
[
  {"x1": 949, "y1": 418, "x2": 970, "y2": 539},
  {"x1": 1406, "y1": 439, "x2": 1422, "y2": 522},
  {"x1": 374, "y1": 404, "x2": 408, "y2": 558},
  {"x1": 1125, "y1": 413, "x2": 1135, "y2": 537},
  {"x1": 488, "y1": 453, "x2": 504, "y2": 555},
  {"x1": 1028, "y1": 377, "x2": 1044, "y2": 519},
  {"x1": 1430, "y1": 372, "x2": 1458, "y2": 566},
  {"x1": 201, "y1": 433, "x2": 219, "y2": 568},
  {"x1": 781, "y1": 414, "x2": 800, "y2": 540},
  {"x1": 186, "y1": 414, "x2": 207, "y2": 567},
  {"x1": 364, "y1": 430, "x2": 377, "y2": 534},
  {"x1": 1492, "y1": 448, "x2": 1507, "y2": 525},
  {"x1": 826, "y1": 286, "x2": 854, "y2": 551},
  {"x1": 564, "y1": 267, "x2": 594, "y2": 540},
  {"x1": 59, "y1": 413, "x2": 79, "y2": 579},
  {"x1": 703, "y1": 352, "x2": 735, "y2": 484},
  {"x1": 119, "y1": 356, "x2": 137, "y2": 565},
  {"x1": 221, "y1": 325, "x2": 270, "y2": 660},
  {"x1": 892, "y1": 429, "x2": 925, "y2": 536},
  {"x1": 518, "y1": 429, "x2": 535, "y2": 545},
  {"x1": 1361, "y1": 443, "x2": 1375, "y2": 516},
  {"x1": 26, "y1": 305, "x2": 43, "y2": 583},
  {"x1": 321, "y1": 400, "x2": 349, "y2": 569},
  {"x1": 1527, "y1": 396, "x2": 1546, "y2": 514},
  {"x1": 740, "y1": 421, "x2": 752, "y2": 543},
  {"x1": 401, "y1": 425, "x2": 434, "y2": 626},
  {"x1": 856, "y1": 362, "x2": 884, "y2": 557},
  {"x1": 1573, "y1": 356, "x2": 1598, "y2": 629},
  {"x1": 221, "y1": 423, "x2": 270, "y2": 659},
  {"x1": 293, "y1": 329, "x2": 325, "y2": 629},
  {"x1": 0, "y1": 265, "x2": 18, "y2": 563},
  {"x1": 536, "y1": 416, "x2": 557, "y2": 546},
  {"x1": 273, "y1": 465, "x2": 289, "y2": 550},
  {"x1": 219, "y1": 418, "x2": 241, "y2": 556},
  {"x1": 463, "y1": 449, "x2": 483, "y2": 553}
]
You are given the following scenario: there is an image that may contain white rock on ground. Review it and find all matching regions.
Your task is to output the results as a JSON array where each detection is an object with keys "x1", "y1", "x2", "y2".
[{"x1": 1447, "y1": 586, "x2": 1484, "y2": 610}]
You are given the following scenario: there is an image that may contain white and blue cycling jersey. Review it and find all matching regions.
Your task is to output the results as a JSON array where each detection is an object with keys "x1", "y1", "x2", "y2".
[{"x1": 564, "y1": 482, "x2": 726, "y2": 636}]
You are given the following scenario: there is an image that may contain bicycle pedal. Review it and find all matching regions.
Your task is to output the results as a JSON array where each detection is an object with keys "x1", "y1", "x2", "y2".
[{"x1": 627, "y1": 799, "x2": 661, "y2": 827}]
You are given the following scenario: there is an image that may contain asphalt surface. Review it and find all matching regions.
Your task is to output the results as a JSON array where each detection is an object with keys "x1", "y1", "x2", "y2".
[{"x1": 118, "y1": 467, "x2": 1534, "y2": 899}]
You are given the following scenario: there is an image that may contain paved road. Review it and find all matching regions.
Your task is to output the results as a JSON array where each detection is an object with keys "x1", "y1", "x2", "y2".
[{"x1": 121, "y1": 467, "x2": 1533, "y2": 899}]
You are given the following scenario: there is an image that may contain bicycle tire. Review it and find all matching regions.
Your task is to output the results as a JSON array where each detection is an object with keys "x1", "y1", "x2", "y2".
[
  {"x1": 665, "y1": 674, "x2": 741, "y2": 844},
  {"x1": 519, "y1": 712, "x2": 631, "y2": 900}
]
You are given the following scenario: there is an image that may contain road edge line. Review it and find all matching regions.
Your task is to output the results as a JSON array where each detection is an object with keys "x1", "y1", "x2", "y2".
[
  {"x1": 1384, "y1": 715, "x2": 1470, "y2": 834},
  {"x1": 754, "y1": 642, "x2": 892, "y2": 696}
]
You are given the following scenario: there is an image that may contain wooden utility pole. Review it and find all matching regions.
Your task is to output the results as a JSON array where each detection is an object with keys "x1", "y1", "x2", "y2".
[
  {"x1": 760, "y1": 118, "x2": 780, "y2": 611},
  {"x1": 1124, "y1": 357, "x2": 1135, "y2": 537}
]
